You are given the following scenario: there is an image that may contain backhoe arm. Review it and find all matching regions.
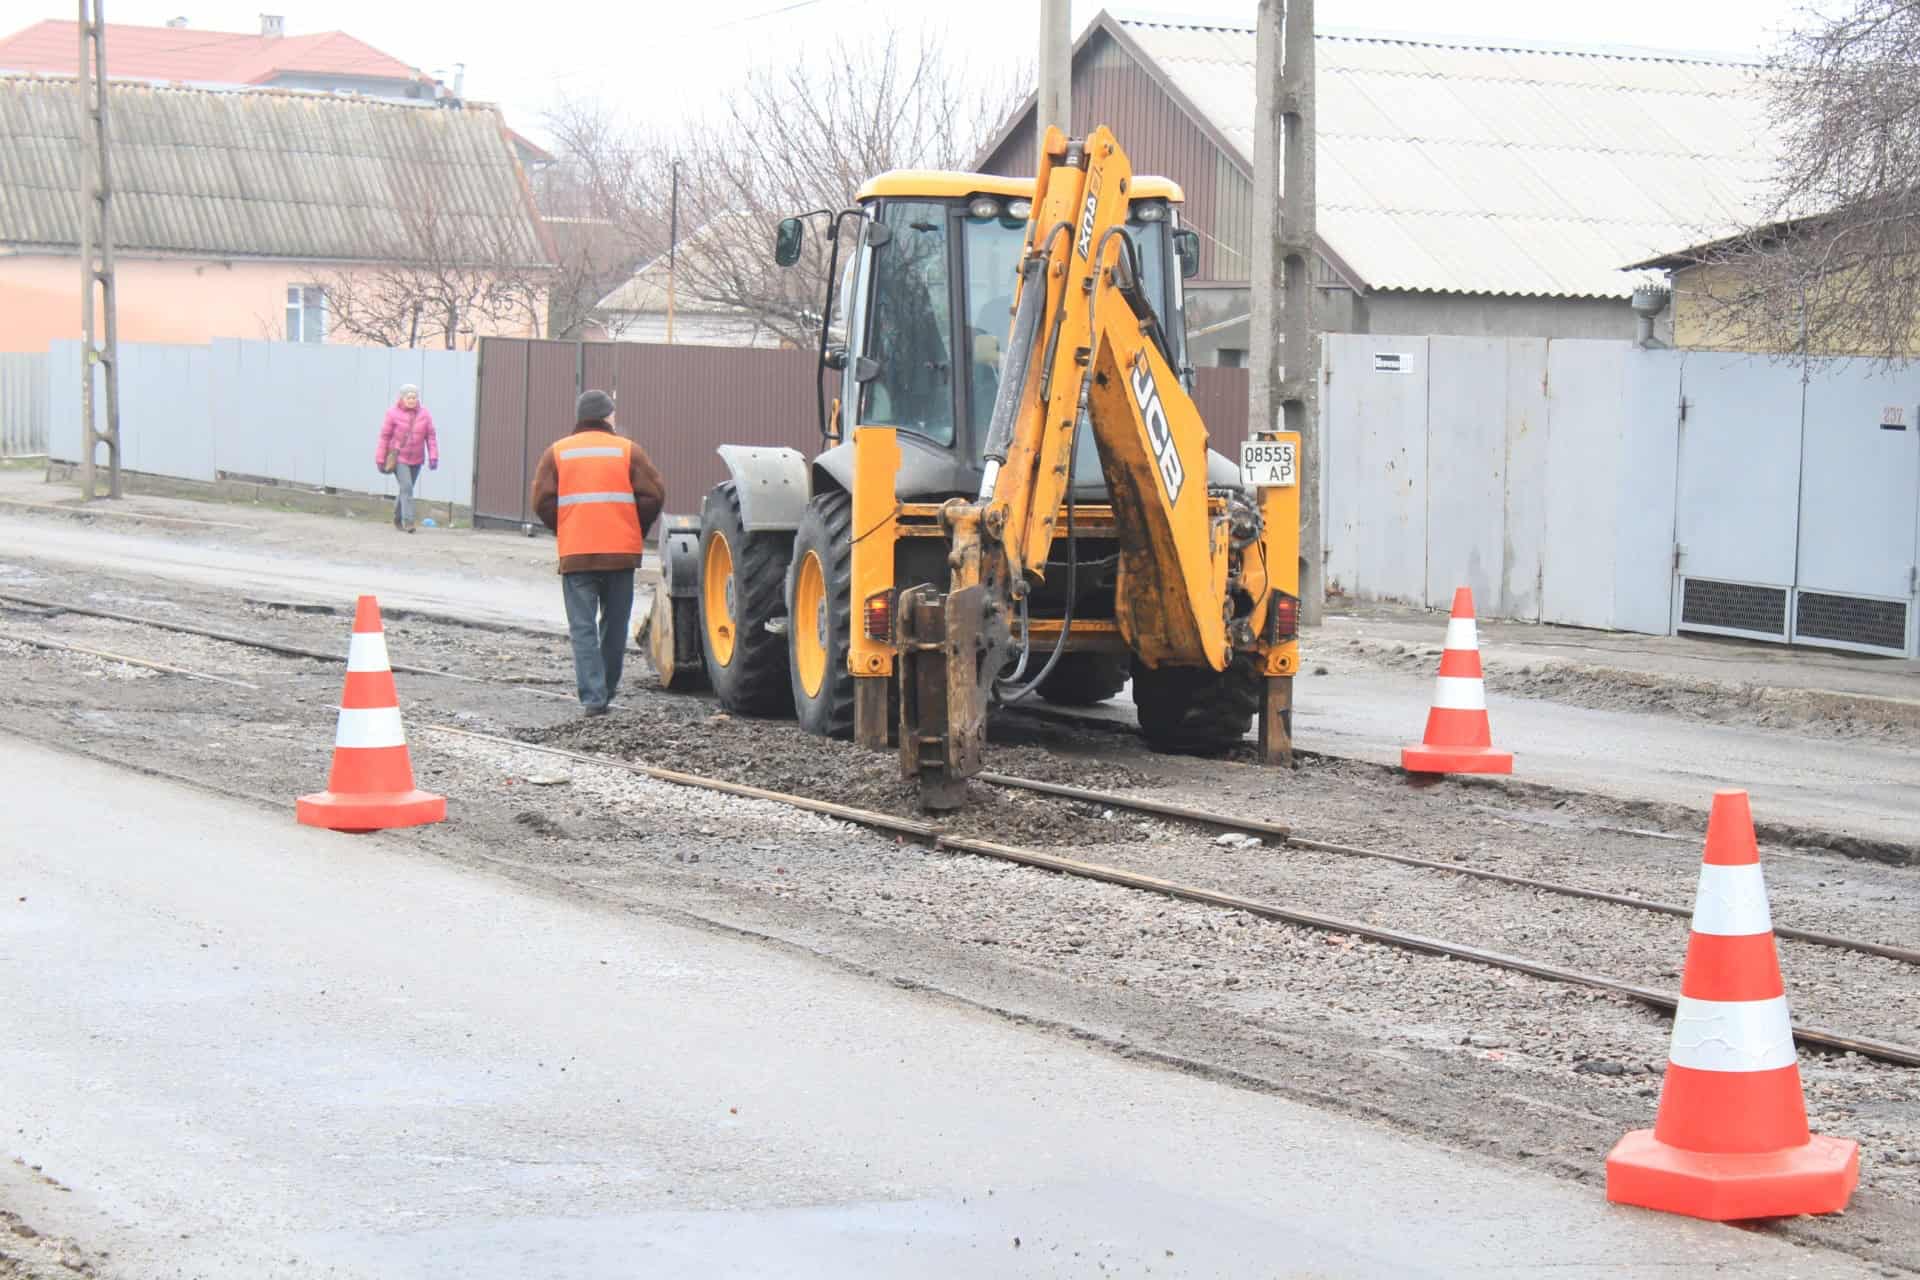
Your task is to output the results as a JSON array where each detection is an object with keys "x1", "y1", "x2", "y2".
[{"x1": 982, "y1": 125, "x2": 1229, "y2": 670}]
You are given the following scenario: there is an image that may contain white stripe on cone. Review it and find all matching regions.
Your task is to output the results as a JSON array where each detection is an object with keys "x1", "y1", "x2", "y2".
[
  {"x1": 1667, "y1": 995, "x2": 1798, "y2": 1073},
  {"x1": 1444, "y1": 617, "x2": 1478, "y2": 651},
  {"x1": 1690, "y1": 863, "x2": 1774, "y2": 937},
  {"x1": 334, "y1": 706, "x2": 407, "y2": 750},
  {"x1": 1431, "y1": 676, "x2": 1487, "y2": 711},
  {"x1": 346, "y1": 632, "x2": 391, "y2": 673}
]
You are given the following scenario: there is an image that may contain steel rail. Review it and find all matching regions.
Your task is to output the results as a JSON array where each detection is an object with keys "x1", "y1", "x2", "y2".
[
  {"x1": 0, "y1": 590, "x2": 574, "y2": 700},
  {"x1": 0, "y1": 628, "x2": 259, "y2": 689},
  {"x1": 7, "y1": 586, "x2": 1908, "y2": 970},
  {"x1": 979, "y1": 772, "x2": 1920, "y2": 967},
  {"x1": 424, "y1": 725, "x2": 1920, "y2": 1069}
]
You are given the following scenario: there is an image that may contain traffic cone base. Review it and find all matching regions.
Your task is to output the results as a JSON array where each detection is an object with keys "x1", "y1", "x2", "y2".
[
  {"x1": 1401, "y1": 743, "x2": 1514, "y2": 773},
  {"x1": 1402, "y1": 587, "x2": 1512, "y2": 775},
  {"x1": 1606, "y1": 1129, "x2": 1859, "y2": 1222},
  {"x1": 296, "y1": 594, "x2": 444, "y2": 835},
  {"x1": 296, "y1": 789, "x2": 446, "y2": 834}
]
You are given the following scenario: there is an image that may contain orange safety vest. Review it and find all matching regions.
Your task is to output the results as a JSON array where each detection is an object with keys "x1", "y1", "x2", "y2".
[{"x1": 553, "y1": 430, "x2": 645, "y2": 560}]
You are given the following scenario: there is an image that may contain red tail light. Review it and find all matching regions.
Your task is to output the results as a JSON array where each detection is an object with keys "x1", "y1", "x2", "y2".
[
  {"x1": 1267, "y1": 594, "x2": 1299, "y2": 642},
  {"x1": 863, "y1": 591, "x2": 893, "y2": 642}
]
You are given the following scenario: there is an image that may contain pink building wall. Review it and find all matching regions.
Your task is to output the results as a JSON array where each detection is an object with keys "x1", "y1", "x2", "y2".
[{"x1": 0, "y1": 254, "x2": 543, "y2": 351}]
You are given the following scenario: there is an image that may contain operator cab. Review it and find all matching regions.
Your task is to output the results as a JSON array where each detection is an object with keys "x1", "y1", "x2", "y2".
[{"x1": 778, "y1": 171, "x2": 1227, "y2": 504}]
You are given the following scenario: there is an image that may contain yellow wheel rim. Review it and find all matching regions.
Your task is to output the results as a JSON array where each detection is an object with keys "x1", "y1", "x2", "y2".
[
  {"x1": 793, "y1": 549, "x2": 829, "y2": 698},
  {"x1": 703, "y1": 532, "x2": 737, "y2": 667}
]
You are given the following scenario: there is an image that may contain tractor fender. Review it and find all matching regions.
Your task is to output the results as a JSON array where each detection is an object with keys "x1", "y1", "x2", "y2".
[{"x1": 716, "y1": 445, "x2": 811, "y2": 531}]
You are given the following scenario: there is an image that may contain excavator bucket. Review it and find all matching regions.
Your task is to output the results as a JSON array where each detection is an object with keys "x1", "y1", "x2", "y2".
[
  {"x1": 636, "y1": 515, "x2": 707, "y2": 691},
  {"x1": 896, "y1": 584, "x2": 989, "y2": 811}
]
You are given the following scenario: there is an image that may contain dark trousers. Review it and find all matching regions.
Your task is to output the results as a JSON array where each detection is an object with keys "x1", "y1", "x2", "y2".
[{"x1": 561, "y1": 569, "x2": 635, "y2": 710}]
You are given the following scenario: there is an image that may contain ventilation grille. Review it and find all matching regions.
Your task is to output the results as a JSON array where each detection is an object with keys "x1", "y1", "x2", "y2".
[
  {"x1": 1795, "y1": 591, "x2": 1909, "y2": 652},
  {"x1": 1679, "y1": 578, "x2": 1788, "y2": 638}
]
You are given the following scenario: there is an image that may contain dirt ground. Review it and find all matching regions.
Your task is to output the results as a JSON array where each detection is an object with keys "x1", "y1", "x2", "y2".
[{"x1": 2, "y1": 551, "x2": 1918, "y2": 1273}]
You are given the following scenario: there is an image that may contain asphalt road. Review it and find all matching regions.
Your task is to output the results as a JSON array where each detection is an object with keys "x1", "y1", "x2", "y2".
[{"x1": 0, "y1": 737, "x2": 1881, "y2": 1279}]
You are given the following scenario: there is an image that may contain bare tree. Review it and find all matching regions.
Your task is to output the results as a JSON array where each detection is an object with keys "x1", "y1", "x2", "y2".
[
  {"x1": 1684, "y1": 1, "x2": 1920, "y2": 360},
  {"x1": 540, "y1": 27, "x2": 1028, "y2": 345},
  {"x1": 315, "y1": 157, "x2": 552, "y2": 349}
]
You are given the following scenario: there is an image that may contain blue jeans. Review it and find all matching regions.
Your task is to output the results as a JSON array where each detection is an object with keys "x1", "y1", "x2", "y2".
[
  {"x1": 393, "y1": 461, "x2": 416, "y2": 529},
  {"x1": 561, "y1": 569, "x2": 635, "y2": 709}
]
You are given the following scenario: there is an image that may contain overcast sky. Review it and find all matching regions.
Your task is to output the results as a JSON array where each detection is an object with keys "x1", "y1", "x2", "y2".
[{"x1": 86, "y1": 0, "x2": 1816, "y2": 142}]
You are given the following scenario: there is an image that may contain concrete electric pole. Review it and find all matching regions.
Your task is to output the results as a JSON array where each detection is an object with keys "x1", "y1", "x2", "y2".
[
  {"x1": 1250, "y1": 0, "x2": 1320, "y2": 623},
  {"x1": 77, "y1": 0, "x2": 122, "y2": 500},
  {"x1": 1038, "y1": 0, "x2": 1071, "y2": 169}
]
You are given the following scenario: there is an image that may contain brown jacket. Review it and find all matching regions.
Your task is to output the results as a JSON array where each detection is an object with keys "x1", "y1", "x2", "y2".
[{"x1": 530, "y1": 420, "x2": 667, "y2": 574}]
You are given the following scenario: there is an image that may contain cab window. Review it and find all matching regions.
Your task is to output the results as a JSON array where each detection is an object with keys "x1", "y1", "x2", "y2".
[{"x1": 859, "y1": 201, "x2": 956, "y2": 446}]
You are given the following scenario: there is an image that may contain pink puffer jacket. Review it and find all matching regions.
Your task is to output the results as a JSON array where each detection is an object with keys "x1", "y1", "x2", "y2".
[{"x1": 376, "y1": 401, "x2": 439, "y2": 468}]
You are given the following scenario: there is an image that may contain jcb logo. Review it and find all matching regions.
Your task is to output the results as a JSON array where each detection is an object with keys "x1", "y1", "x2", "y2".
[
  {"x1": 1129, "y1": 352, "x2": 1184, "y2": 503},
  {"x1": 1075, "y1": 169, "x2": 1101, "y2": 259}
]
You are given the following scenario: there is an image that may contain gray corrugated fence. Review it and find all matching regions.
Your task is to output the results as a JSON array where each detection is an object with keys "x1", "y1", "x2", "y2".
[
  {"x1": 0, "y1": 352, "x2": 48, "y2": 457},
  {"x1": 46, "y1": 340, "x2": 477, "y2": 506}
]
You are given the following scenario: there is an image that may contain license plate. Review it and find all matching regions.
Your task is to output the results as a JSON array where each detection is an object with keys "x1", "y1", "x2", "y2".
[{"x1": 1240, "y1": 439, "x2": 1297, "y2": 489}]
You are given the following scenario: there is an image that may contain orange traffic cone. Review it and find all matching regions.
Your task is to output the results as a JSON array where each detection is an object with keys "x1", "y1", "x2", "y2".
[
  {"x1": 296, "y1": 595, "x2": 446, "y2": 833},
  {"x1": 1401, "y1": 587, "x2": 1512, "y2": 774},
  {"x1": 1606, "y1": 790, "x2": 1858, "y2": 1220}
]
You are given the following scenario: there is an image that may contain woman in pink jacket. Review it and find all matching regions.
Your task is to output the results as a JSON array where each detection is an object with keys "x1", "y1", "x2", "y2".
[{"x1": 374, "y1": 385, "x2": 439, "y2": 533}]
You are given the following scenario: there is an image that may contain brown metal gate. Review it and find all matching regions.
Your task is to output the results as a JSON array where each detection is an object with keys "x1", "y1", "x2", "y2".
[
  {"x1": 472, "y1": 338, "x2": 819, "y2": 528},
  {"x1": 472, "y1": 338, "x2": 1248, "y2": 528}
]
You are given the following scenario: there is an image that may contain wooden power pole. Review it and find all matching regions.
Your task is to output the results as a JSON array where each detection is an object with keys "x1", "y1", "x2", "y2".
[
  {"x1": 77, "y1": 0, "x2": 121, "y2": 500},
  {"x1": 1037, "y1": 0, "x2": 1071, "y2": 168},
  {"x1": 1250, "y1": 0, "x2": 1320, "y2": 622}
]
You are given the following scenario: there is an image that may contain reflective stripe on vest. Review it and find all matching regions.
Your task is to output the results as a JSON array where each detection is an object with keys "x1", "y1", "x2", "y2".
[{"x1": 554, "y1": 431, "x2": 644, "y2": 560}]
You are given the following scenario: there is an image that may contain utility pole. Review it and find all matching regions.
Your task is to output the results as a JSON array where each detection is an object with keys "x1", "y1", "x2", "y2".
[
  {"x1": 1037, "y1": 0, "x2": 1071, "y2": 168},
  {"x1": 666, "y1": 158, "x2": 679, "y2": 344},
  {"x1": 77, "y1": 0, "x2": 122, "y2": 500},
  {"x1": 1250, "y1": 0, "x2": 1320, "y2": 622}
]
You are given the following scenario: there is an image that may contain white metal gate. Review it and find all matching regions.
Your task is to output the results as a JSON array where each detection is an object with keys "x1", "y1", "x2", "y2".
[{"x1": 1671, "y1": 354, "x2": 1920, "y2": 656}]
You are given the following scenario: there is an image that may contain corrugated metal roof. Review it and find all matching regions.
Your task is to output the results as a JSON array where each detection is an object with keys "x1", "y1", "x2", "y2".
[
  {"x1": 0, "y1": 20, "x2": 421, "y2": 86},
  {"x1": 1112, "y1": 12, "x2": 1774, "y2": 297},
  {"x1": 0, "y1": 75, "x2": 548, "y2": 266}
]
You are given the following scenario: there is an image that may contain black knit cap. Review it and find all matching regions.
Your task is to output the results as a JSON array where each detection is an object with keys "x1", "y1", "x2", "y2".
[{"x1": 576, "y1": 389, "x2": 615, "y2": 422}]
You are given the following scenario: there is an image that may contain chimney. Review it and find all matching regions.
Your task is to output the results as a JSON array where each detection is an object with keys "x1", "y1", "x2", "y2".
[
  {"x1": 260, "y1": 14, "x2": 285, "y2": 37},
  {"x1": 452, "y1": 62, "x2": 465, "y2": 98}
]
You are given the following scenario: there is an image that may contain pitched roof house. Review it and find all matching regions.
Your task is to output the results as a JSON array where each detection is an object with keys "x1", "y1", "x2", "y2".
[
  {"x1": 977, "y1": 10, "x2": 1773, "y2": 363},
  {"x1": 0, "y1": 76, "x2": 551, "y2": 350}
]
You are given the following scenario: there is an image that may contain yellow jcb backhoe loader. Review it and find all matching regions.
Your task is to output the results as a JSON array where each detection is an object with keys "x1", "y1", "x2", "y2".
[{"x1": 644, "y1": 126, "x2": 1301, "y2": 809}]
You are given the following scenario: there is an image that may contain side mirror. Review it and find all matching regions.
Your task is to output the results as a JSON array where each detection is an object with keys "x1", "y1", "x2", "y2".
[
  {"x1": 774, "y1": 217, "x2": 804, "y2": 268},
  {"x1": 852, "y1": 356, "x2": 881, "y2": 384},
  {"x1": 1173, "y1": 228, "x2": 1200, "y2": 280}
]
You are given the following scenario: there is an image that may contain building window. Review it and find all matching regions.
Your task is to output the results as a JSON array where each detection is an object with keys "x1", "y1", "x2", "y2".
[
  {"x1": 1216, "y1": 347, "x2": 1246, "y2": 369},
  {"x1": 286, "y1": 285, "x2": 326, "y2": 343}
]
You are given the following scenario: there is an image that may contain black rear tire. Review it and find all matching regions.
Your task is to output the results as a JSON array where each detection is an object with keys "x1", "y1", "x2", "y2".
[
  {"x1": 698, "y1": 482, "x2": 793, "y2": 716},
  {"x1": 1133, "y1": 656, "x2": 1259, "y2": 754},
  {"x1": 787, "y1": 490, "x2": 856, "y2": 738},
  {"x1": 1035, "y1": 652, "x2": 1130, "y2": 707}
]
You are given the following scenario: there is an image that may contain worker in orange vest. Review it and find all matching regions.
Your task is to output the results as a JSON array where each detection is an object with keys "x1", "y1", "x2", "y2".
[{"x1": 530, "y1": 389, "x2": 667, "y2": 715}]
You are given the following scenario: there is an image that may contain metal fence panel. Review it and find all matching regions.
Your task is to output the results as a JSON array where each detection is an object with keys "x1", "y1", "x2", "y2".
[
  {"x1": 1498, "y1": 338, "x2": 1550, "y2": 621},
  {"x1": 1610, "y1": 348, "x2": 1686, "y2": 636},
  {"x1": 473, "y1": 339, "x2": 531, "y2": 525},
  {"x1": 1323, "y1": 335, "x2": 1430, "y2": 604},
  {"x1": 1540, "y1": 341, "x2": 1628, "y2": 629},
  {"x1": 1426, "y1": 336, "x2": 1508, "y2": 611},
  {"x1": 1669, "y1": 352, "x2": 1807, "y2": 641},
  {"x1": 1792, "y1": 360, "x2": 1920, "y2": 654},
  {"x1": 0, "y1": 352, "x2": 48, "y2": 457}
]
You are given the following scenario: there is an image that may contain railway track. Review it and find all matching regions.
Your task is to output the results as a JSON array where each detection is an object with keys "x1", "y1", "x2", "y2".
[{"x1": 6, "y1": 583, "x2": 1918, "y2": 1069}]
